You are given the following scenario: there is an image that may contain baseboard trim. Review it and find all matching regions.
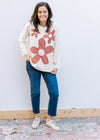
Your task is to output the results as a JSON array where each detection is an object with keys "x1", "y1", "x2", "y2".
[{"x1": 0, "y1": 108, "x2": 100, "y2": 120}]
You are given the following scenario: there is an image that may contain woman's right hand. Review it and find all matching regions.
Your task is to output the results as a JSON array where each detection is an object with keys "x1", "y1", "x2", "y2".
[{"x1": 25, "y1": 54, "x2": 31, "y2": 62}]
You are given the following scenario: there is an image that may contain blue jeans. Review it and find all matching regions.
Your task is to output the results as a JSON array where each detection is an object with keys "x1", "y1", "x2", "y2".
[{"x1": 26, "y1": 61, "x2": 59, "y2": 116}]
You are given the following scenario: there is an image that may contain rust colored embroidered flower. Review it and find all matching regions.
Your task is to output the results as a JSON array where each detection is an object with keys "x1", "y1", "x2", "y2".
[
  {"x1": 31, "y1": 29, "x2": 40, "y2": 37},
  {"x1": 30, "y1": 38, "x2": 54, "y2": 64},
  {"x1": 43, "y1": 30, "x2": 55, "y2": 44}
]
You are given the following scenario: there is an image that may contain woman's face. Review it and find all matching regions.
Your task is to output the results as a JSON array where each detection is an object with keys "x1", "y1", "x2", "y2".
[{"x1": 38, "y1": 6, "x2": 49, "y2": 23}]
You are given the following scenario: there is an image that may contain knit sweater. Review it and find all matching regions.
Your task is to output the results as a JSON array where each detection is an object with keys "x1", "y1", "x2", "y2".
[{"x1": 18, "y1": 21, "x2": 60, "y2": 72}]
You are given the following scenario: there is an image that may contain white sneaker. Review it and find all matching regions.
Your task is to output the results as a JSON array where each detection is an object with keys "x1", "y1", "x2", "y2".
[
  {"x1": 32, "y1": 117, "x2": 40, "y2": 129},
  {"x1": 46, "y1": 120, "x2": 60, "y2": 131}
]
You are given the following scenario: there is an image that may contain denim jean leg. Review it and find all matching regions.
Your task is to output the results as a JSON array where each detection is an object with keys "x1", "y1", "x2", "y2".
[
  {"x1": 42, "y1": 72, "x2": 59, "y2": 116},
  {"x1": 26, "y1": 61, "x2": 41, "y2": 114}
]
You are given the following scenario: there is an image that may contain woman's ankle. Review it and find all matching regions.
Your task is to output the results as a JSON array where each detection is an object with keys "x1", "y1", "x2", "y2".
[
  {"x1": 47, "y1": 115, "x2": 52, "y2": 121},
  {"x1": 35, "y1": 114, "x2": 40, "y2": 118}
]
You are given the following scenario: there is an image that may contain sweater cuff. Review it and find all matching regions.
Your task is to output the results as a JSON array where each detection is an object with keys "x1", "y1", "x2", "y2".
[
  {"x1": 20, "y1": 49, "x2": 28, "y2": 57},
  {"x1": 23, "y1": 52, "x2": 28, "y2": 57},
  {"x1": 54, "y1": 64, "x2": 60, "y2": 69}
]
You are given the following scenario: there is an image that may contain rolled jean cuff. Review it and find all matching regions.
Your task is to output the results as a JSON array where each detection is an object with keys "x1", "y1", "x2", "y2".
[{"x1": 47, "y1": 112, "x2": 56, "y2": 117}]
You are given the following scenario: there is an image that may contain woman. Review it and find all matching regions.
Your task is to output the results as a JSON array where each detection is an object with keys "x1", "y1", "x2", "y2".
[{"x1": 18, "y1": 2, "x2": 60, "y2": 131}]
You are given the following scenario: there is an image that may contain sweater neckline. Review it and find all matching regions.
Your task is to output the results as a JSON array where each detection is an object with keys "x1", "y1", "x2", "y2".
[{"x1": 38, "y1": 24, "x2": 47, "y2": 29}]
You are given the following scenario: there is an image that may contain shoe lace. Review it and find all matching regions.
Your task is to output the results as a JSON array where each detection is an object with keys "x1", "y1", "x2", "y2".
[
  {"x1": 33, "y1": 118, "x2": 40, "y2": 125},
  {"x1": 51, "y1": 120, "x2": 56, "y2": 125}
]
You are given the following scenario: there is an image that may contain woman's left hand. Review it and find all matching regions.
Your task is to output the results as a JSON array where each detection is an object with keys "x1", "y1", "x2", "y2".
[{"x1": 51, "y1": 68, "x2": 58, "y2": 74}]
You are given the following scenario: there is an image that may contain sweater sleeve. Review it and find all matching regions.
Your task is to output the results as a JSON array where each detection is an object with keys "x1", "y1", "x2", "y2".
[
  {"x1": 18, "y1": 22, "x2": 30, "y2": 56},
  {"x1": 53, "y1": 23, "x2": 60, "y2": 69}
]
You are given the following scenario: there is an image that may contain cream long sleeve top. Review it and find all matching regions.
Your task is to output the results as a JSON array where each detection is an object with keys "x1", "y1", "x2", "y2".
[{"x1": 18, "y1": 21, "x2": 60, "y2": 72}]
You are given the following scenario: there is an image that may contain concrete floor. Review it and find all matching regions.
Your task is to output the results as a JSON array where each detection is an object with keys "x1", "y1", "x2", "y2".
[{"x1": 0, "y1": 117, "x2": 100, "y2": 140}]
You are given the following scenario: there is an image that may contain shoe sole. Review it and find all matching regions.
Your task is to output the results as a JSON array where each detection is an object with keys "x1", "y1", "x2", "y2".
[
  {"x1": 32, "y1": 126, "x2": 39, "y2": 129},
  {"x1": 32, "y1": 123, "x2": 40, "y2": 129},
  {"x1": 32, "y1": 120, "x2": 40, "y2": 129},
  {"x1": 46, "y1": 124, "x2": 60, "y2": 131}
]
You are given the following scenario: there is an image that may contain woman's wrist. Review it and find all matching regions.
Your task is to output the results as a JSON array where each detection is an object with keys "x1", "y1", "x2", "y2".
[{"x1": 25, "y1": 54, "x2": 30, "y2": 61}]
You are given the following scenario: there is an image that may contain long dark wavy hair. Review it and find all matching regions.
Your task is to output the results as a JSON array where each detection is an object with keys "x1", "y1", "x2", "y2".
[{"x1": 30, "y1": 2, "x2": 53, "y2": 32}]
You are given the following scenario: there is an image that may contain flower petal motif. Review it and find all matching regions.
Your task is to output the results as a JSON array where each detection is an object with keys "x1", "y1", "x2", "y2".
[
  {"x1": 31, "y1": 54, "x2": 40, "y2": 64},
  {"x1": 31, "y1": 29, "x2": 35, "y2": 36},
  {"x1": 45, "y1": 46, "x2": 54, "y2": 54},
  {"x1": 43, "y1": 29, "x2": 55, "y2": 44},
  {"x1": 52, "y1": 30, "x2": 55, "y2": 35},
  {"x1": 41, "y1": 55, "x2": 49, "y2": 64},
  {"x1": 30, "y1": 38, "x2": 54, "y2": 64},
  {"x1": 38, "y1": 38, "x2": 46, "y2": 49},
  {"x1": 48, "y1": 38, "x2": 51, "y2": 44},
  {"x1": 30, "y1": 47, "x2": 38, "y2": 54},
  {"x1": 31, "y1": 29, "x2": 40, "y2": 37},
  {"x1": 43, "y1": 34, "x2": 48, "y2": 38},
  {"x1": 52, "y1": 36, "x2": 55, "y2": 41}
]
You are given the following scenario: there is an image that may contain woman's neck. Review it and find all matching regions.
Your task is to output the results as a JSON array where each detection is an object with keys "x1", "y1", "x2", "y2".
[{"x1": 39, "y1": 21, "x2": 47, "y2": 27}]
